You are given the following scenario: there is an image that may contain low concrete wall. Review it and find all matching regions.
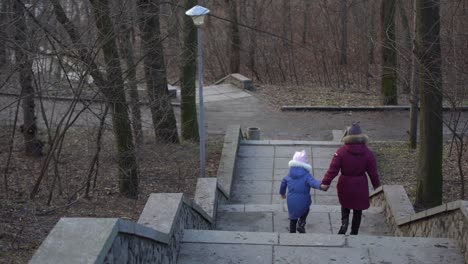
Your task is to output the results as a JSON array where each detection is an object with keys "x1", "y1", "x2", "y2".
[
  {"x1": 370, "y1": 186, "x2": 468, "y2": 263},
  {"x1": 215, "y1": 73, "x2": 254, "y2": 91},
  {"x1": 194, "y1": 178, "x2": 218, "y2": 221},
  {"x1": 29, "y1": 125, "x2": 244, "y2": 264},
  {"x1": 217, "y1": 124, "x2": 243, "y2": 198}
]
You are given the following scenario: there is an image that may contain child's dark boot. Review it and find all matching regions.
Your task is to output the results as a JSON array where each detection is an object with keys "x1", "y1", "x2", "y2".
[
  {"x1": 289, "y1": 220, "x2": 297, "y2": 233},
  {"x1": 297, "y1": 219, "x2": 306, "y2": 233}
]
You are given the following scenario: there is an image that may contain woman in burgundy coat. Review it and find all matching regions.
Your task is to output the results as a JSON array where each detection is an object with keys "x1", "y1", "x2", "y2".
[{"x1": 321, "y1": 122, "x2": 381, "y2": 235}]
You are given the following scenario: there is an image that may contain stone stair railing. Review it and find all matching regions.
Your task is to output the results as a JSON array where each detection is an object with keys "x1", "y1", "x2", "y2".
[
  {"x1": 29, "y1": 193, "x2": 213, "y2": 264},
  {"x1": 370, "y1": 185, "x2": 468, "y2": 262}
]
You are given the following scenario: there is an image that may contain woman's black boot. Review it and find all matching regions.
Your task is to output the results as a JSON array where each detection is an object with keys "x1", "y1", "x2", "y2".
[
  {"x1": 338, "y1": 207, "x2": 350, "y2": 235},
  {"x1": 338, "y1": 221, "x2": 348, "y2": 235}
]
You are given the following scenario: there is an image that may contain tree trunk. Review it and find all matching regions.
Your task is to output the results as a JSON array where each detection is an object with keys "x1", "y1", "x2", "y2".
[
  {"x1": 369, "y1": 0, "x2": 377, "y2": 65},
  {"x1": 302, "y1": 0, "x2": 311, "y2": 44},
  {"x1": 239, "y1": 0, "x2": 247, "y2": 25},
  {"x1": 248, "y1": 0, "x2": 259, "y2": 79},
  {"x1": 13, "y1": 0, "x2": 43, "y2": 157},
  {"x1": 381, "y1": 0, "x2": 398, "y2": 105},
  {"x1": 282, "y1": 0, "x2": 291, "y2": 47},
  {"x1": 0, "y1": 1, "x2": 7, "y2": 67},
  {"x1": 48, "y1": 0, "x2": 139, "y2": 198},
  {"x1": 137, "y1": 0, "x2": 179, "y2": 143},
  {"x1": 409, "y1": 66, "x2": 419, "y2": 149},
  {"x1": 89, "y1": 0, "x2": 139, "y2": 198},
  {"x1": 340, "y1": 0, "x2": 348, "y2": 65},
  {"x1": 118, "y1": 10, "x2": 143, "y2": 148},
  {"x1": 415, "y1": 0, "x2": 443, "y2": 209},
  {"x1": 397, "y1": 0, "x2": 412, "y2": 94},
  {"x1": 180, "y1": 0, "x2": 199, "y2": 142},
  {"x1": 228, "y1": 0, "x2": 240, "y2": 73},
  {"x1": 409, "y1": 0, "x2": 419, "y2": 149},
  {"x1": 365, "y1": 0, "x2": 377, "y2": 90}
]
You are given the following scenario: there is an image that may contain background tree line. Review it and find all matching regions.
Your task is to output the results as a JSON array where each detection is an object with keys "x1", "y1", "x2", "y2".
[{"x1": 0, "y1": 0, "x2": 466, "y2": 208}]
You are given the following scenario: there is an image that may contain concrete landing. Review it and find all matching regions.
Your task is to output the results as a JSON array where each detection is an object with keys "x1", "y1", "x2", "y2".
[
  {"x1": 177, "y1": 230, "x2": 463, "y2": 264},
  {"x1": 215, "y1": 206, "x2": 390, "y2": 235}
]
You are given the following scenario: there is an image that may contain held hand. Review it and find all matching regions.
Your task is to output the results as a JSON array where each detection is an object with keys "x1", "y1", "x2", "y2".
[
  {"x1": 281, "y1": 194, "x2": 286, "y2": 199},
  {"x1": 320, "y1": 184, "x2": 330, "y2": 191}
]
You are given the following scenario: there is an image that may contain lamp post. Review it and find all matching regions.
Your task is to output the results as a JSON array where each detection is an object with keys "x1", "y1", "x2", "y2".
[{"x1": 186, "y1": 5, "x2": 210, "y2": 178}]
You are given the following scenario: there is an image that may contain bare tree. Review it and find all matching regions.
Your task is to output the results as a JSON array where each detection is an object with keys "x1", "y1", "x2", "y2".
[
  {"x1": 397, "y1": 0, "x2": 412, "y2": 94},
  {"x1": 381, "y1": 0, "x2": 398, "y2": 105},
  {"x1": 44, "y1": 0, "x2": 139, "y2": 198},
  {"x1": 180, "y1": 0, "x2": 199, "y2": 141},
  {"x1": 446, "y1": 109, "x2": 468, "y2": 200},
  {"x1": 0, "y1": 0, "x2": 8, "y2": 67},
  {"x1": 90, "y1": 0, "x2": 139, "y2": 197},
  {"x1": 415, "y1": 0, "x2": 443, "y2": 209},
  {"x1": 340, "y1": 0, "x2": 348, "y2": 65},
  {"x1": 117, "y1": 1, "x2": 143, "y2": 148},
  {"x1": 365, "y1": 0, "x2": 377, "y2": 90},
  {"x1": 137, "y1": 0, "x2": 179, "y2": 143},
  {"x1": 14, "y1": 0, "x2": 43, "y2": 157},
  {"x1": 248, "y1": 0, "x2": 262, "y2": 80},
  {"x1": 409, "y1": 0, "x2": 419, "y2": 149},
  {"x1": 302, "y1": 0, "x2": 311, "y2": 44},
  {"x1": 227, "y1": 0, "x2": 240, "y2": 73},
  {"x1": 281, "y1": 0, "x2": 291, "y2": 47}
]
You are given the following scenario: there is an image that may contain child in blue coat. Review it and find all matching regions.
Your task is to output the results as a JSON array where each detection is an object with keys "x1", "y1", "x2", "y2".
[{"x1": 280, "y1": 150, "x2": 326, "y2": 233}]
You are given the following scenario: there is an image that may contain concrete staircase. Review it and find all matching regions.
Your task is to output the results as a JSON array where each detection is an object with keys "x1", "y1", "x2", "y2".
[{"x1": 177, "y1": 141, "x2": 465, "y2": 264}]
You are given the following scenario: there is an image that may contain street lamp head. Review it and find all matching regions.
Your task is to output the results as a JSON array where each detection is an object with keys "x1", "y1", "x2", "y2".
[{"x1": 185, "y1": 5, "x2": 210, "y2": 26}]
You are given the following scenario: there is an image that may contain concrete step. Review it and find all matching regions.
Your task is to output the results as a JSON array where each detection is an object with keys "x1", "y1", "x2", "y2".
[
  {"x1": 218, "y1": 203, "x2": 384, "y2": 214},
  {"x1": 215, "y1": 205, "x2": 390, "y2": 236},
  {"x1": 177, "y1": 230, "x2": 464, "y2": 264}
]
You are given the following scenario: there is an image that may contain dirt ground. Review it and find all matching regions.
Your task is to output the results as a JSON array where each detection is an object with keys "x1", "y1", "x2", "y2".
[
  {"x1": 0, "y1": 127, "x2": 223, "y2": 264},
  {"x1": 370, "y1": 141, "x2": 468, "y2": 205},
  {"x1": 1, "y1": 87, "x2": 467, "y2": 263}
]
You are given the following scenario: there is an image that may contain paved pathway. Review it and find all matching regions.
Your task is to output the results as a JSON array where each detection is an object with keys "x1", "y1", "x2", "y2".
[
  {"x1": 2, "y1": 82, "x2": 466, "y2": 141},
  {"x1": 177, "y1": 83, "x2": 467, "y2": 141}
]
